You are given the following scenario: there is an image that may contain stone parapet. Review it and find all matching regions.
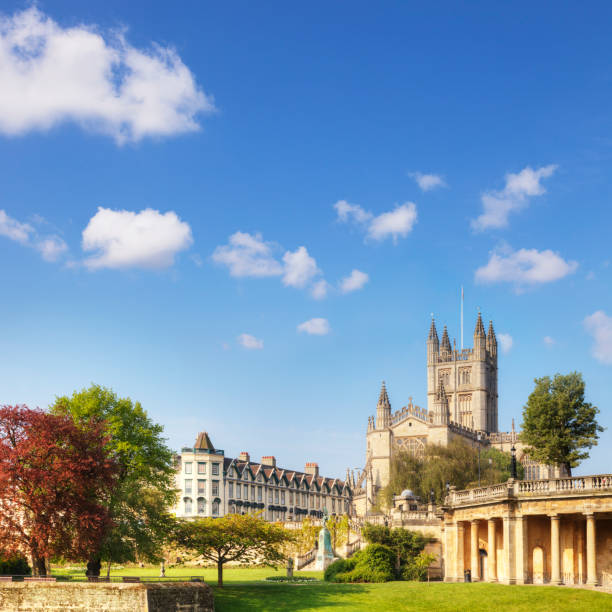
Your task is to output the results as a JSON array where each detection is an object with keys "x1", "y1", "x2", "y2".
[{"x1": 0, "y1": 581, "x2": 214, "y2": 612}]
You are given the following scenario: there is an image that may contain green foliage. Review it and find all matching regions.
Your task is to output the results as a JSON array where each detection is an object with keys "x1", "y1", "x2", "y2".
[
  {"x1": 0, "y1": 556, "x2": 31, "y2": 576},
  {"x1": 51, "y1": 384, "x2": 178, "y2": 570},
  {"x1": 295, "y1": 518, "x2": 319, "y2": 554},
  {"x1": 264, "y1": 575, "x2": 318, "y2": 582},
  {"x1": 175, "y1": 513, "x2": 295, "y2": 586},
  {"x1": 325, "y1": 514, "x2": 350, "y2": 553},
  {"x1": 521, "y1": 372, "x2": 603, "y2": 475},
  {"x1": 381, "y1": 439, "x2": 522, "y2": 506},
  {"x1": 326, "y1": 544, "x2": 395, "y2": 583},
  {"x1": 402, "y1": 552, "x2": 436, "y2": 581}
]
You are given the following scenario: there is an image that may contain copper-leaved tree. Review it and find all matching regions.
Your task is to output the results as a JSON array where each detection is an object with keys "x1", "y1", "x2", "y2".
[
  {"x1": 176, "y1": 513, "x2": 294, "y2": 586},
  {"x1": 0, "y1": 405, "x2": 118, "y2": 575}
]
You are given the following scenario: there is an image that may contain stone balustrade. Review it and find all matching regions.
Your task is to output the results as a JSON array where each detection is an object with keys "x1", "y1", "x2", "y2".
[{"x1": 447, "y1": 474, "x2": 612, "y2": 507}]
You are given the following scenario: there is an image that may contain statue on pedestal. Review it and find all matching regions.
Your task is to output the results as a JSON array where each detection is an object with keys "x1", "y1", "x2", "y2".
[{"x1": 314, "y1": 508, "x2": 335, "y2": 571}]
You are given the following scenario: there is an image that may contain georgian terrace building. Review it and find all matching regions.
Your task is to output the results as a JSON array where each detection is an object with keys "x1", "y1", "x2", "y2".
[{"x1": 172, "y1": 432, "x2": 352, "y2": 522}]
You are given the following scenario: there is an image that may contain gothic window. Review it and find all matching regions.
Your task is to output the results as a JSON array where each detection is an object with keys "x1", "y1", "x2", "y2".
[
  {"x1": 459, "y1": 368, "x2": 471, "y2": 385},
  {"x1": 459, "y1": 394, "x2": 472, "y2": 428},
  {"x1": 197, "y1": 497, "x2": 206, "y2": 515},
  {"x1": 212, "y1": 500, "x2": 219, "y2": 516},
  {"x1": 439, "y1": 370, "x2": 451, "y2": 387}
]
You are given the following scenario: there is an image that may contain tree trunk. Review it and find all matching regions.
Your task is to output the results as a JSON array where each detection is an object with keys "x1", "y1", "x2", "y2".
[
  {"x1": 217, "y1": 560, "x2": 223, "y2": 587},
  {"x1": 86, "y1": 557, "x2": 102, "y2": 577},
  {"x1": 106, "y1": 560, "x2": 112, "y2": 579},
  {"x1": 564, "y1": 463, "x2": 572, "y2": 477},
  {"x1": 33, "y1": 555, "x2": 47, "y2": 577}
]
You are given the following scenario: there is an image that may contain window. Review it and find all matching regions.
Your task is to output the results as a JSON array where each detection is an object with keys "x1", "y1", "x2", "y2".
[
  {"x1": 332, "y1": 498, "x2": 336, "y2": 512},
  {"x1": 257, "y1": 486, "x2": 262, "y2": 501},
  {"x1": 268, "y1": 489, "x2": 273, "y2": 502},
  {"x1": 212, "y1": 463, "x2": 219, "y2": 476},
  {"x1": 236, "y1": 484, "x2": 241, "y2": 498},
  {"x1": 184, "y1": 462, "x2": 192, "y2": 475},
  {"x1": 251, "y1": 485, "x2": 255, "y2": 500},
  {"x1": 197, "y1": 497, "x2": 206, "y2": 515},
  {"x1": 229, "y1": 482, "x2": 233, "y2": 498},
  {"x1": 274, "y1": 490, "x2": 279, "y2": 503},
  {"x1": 197, "y1": 462, "x2": 206, "y2": 474},
  {"x1": 212, "y1": 480, "x2": 219, "y2": 497},
  {"x1": 184, "y1": 479, "x2": 192, "y2": 495},
  {"x1": 257, "y1": 474, "x2": 262, "y2": 482},
  {"x1": 243, "y1": 485, "x2": 248, "y2": 500},
  {"x1": 197, "y1": 479, "x2": 206, "y2": 495},
  {"x1": 243, "y1": 470, "x2": 249, "y2": 480},
  {"x1": 289, "y1": 492, "x2": 294, "y2": 504},
  {"x1": 184, "y1": 498, "x2": 192, "y2": 514},
  {"x1": 212, "y1": 500, "x2": 219, "y2": 516},
  {"x1": 281, "y1": 492, "x2": 285, "y2": 504}
]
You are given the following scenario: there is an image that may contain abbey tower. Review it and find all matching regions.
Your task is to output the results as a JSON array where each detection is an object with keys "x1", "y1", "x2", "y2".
[{"x1": 427, "y1": 312, "x2": 498, "y2": 433}]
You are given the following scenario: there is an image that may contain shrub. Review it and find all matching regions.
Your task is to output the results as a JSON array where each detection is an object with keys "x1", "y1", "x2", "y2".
[
  {"x1": 402, "y1": 552, "x2": 436, "y2": 581},
  {"x1": 0, "y1": 556, "x2": 31, "y2": 576},
  {"x1": 324, "y1": 557, "x2": 356, "y2": 582},
  {"x1": 325, "y1": 544, "x2": 395, "y2": 583}
]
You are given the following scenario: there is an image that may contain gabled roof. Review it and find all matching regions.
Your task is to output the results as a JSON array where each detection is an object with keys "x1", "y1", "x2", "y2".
[{"x1": 194, "y1": 431, "x2": 215, "y2": 451}]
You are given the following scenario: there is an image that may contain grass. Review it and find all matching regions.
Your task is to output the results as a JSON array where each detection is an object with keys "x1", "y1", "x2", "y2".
[{"x1": 50, "y1": 565, "x2": 612, "y2": 611}]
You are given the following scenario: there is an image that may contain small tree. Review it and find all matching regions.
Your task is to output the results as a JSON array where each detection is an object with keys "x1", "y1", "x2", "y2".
[
  {"x1": 175, "y1": 514, "x2": 295, "y2": 586},
  {"x1": 326, "y1": 514, "x2": 350, "y2": 554},
  {"x1": 0, "y1": 405, "x2": 117, "y2": 575},
  {"x1": 521, "y1": 372, "x2": 603, "y2": 475}
]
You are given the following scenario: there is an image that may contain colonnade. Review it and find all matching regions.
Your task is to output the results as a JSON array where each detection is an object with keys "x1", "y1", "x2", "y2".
[{"x1": 444, "y1": 512, "x2": 599, "y2": 585}]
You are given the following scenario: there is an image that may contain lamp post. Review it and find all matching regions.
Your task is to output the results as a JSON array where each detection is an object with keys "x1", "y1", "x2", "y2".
[{"x1": 510, "y1": 444, "x2": 517, "y2": 479}]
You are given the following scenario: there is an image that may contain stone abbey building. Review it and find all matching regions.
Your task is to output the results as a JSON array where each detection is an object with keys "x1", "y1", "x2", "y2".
[{"x1": 352, "y1": 313, "x2": 564, "y2": 517}]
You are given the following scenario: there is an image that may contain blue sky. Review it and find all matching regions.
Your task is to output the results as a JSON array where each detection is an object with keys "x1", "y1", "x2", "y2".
[{"x1": 1, "y1": 2, "x2": 611, "y2": 478}]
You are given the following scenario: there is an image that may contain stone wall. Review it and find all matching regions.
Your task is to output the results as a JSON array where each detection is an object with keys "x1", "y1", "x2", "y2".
[{"x1": 0, "y1": 581, "x2": 214, "y2": 612}]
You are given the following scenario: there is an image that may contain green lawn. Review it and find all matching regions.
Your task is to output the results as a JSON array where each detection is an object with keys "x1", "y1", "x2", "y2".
[{"x1": 51, "y1": 565, "x2": 612, "y2": 612}]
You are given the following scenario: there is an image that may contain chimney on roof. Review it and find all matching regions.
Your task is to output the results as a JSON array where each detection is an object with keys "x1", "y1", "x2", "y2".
[
  {"x1": 305, "y1": 462, "x2": 319, "y2": 477},
  {"x1": 239, "y1": 452, "x2": 250, "y2": 462},
  {"x1": 261, "y1": 456, "x2": 276, "y2": 467}
]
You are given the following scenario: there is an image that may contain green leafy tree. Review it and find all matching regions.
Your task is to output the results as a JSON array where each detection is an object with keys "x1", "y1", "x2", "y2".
[
  {"x1": 51, "y1": 384, "x2": 177, "y2": 577},
  {"x1": 326, "y1": 514, "x2": 350, "y2": 554},
  {"x1": 521, "y1": 372, "x2": 603, "y2": 475},
  {"x1": 381, "y1": 439, "x2": 523, "y2": 507},
  {"x1": 175, "y1": 514, "x2": 294, "y2": 586}
]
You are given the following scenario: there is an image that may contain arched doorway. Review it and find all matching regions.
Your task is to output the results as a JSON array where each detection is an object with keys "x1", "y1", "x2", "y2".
[
  {"x1": 479, "y1": 549, "x2": 488, "y2": 581},
  {"x1": 533, "y1": 546, "x2": 545, "y2": 584}
]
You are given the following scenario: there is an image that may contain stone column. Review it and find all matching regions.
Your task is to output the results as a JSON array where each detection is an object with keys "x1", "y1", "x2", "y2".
[
  {"x1": 456, "y1": 522, "x2": 465, "y2": 581},
  {"x1": 487, "y1": 519, "x2": 497, "y2": 582},
  {"x1": 585, "y1": 513, "x2": 598, "y2": 586},
  {"x1": 550, "y1": 515, "x2": 561, "y2": 585},
  {"x1": 443, "y1": 522, "x2": 453, "y2": 582},
  {"x1": 577, "y1": 518, "x2": 585, "y2": 584},
  {"x1": 471, "y1": 520, "x2": 481, "y2": 581},
  {"x1": 502, "y1": 515, "x2": 516, "y2": 584},
  {"x1": 515, "y1": 515, "x2": 528, "y2": 584}
]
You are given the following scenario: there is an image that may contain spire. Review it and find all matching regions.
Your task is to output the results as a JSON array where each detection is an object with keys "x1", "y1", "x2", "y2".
[
  {"x1": 194, "y1": 431, "x2": 215, "y2": 451},
  {"x1": 428, "y1": 317, "x2": 439, "y2": 342},
  {"x1": 378, "y1": 381, "x2": 390, "y2": 408},
  {"x1": 441, "y1": 325, "x2": 452, "y2": 353},
  {"x1": 474, "y1": 311, "x2": 486, "y2": 338},
  {"x1": 487, "y1": 319, "x2": 497, "y2": 354}
]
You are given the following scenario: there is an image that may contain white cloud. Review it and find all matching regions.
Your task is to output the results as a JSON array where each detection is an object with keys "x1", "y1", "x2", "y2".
[
  {"x1": 368, "y1": 203, "x2": 417, "y2": 242},
  {"x1": 82, "y1": 207, "x2": 192, "y2": 269},
  {"x1": 0, "y1": 209, "x2": 68, "y2": 262},
  {"x1": 297, "y1": 318, "x2": 330, "y2": 336},
  {"x1": 333, "y1": 200, "x2": 372, "y2": 225},
  {"x1": 409, "y1": 172, "x2": 445, "y2": 192},
  {"x1": 0, "y1": 209, "x2": 33, "y2": 243},
  {"x1": 0, "y1": 7, "x2": 213, "y2": 144},
  {"x1": 475, "y1": 247, "x2": 578, "y2": 287},
  {"x1": 584, "y1": 311, "x2": 612, "y2": 364},
  {"x1": 36, "y1": 235, "x2": 68, "y2": 262},
  {"x1": 310, "y1": 279, "x2": 329, "y2": 300},
  {"x1": 339, "y1": 269, "x2": 369, "y2": 293},
  {"x1": 543, "y1": 336, "x2": 555, "y2": 346},
  {"x1": 282, "y1": 246, "x2": 320, "y2": 288},
  {"x1": 238, "y1": 333, "x2": 263, "y2": 350},
  {"x1": 212, "y1": 232, "x2": 283, "y2": 278},
  {"x1": 472, "y1": 165, "x2": 557, "y2": 231},
  {"x1": 335, "y1": 200, "x2": 417, "y2": 243},
  {"x1": 497, "y1": 333, "x2": 513, "y2": 353}
]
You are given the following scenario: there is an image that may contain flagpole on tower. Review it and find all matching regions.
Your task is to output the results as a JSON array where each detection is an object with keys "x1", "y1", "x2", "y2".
[{"x1": 460, "y1": 286, "x2": 464, "y2": 350}]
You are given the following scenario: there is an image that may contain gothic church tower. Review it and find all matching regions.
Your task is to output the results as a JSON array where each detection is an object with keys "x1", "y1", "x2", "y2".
[
  {"x1": 427, "y1": 313, "x2": 498, "y2": 432},
  {"x1": 366, "y1": 382, "x2": 393, "y2": 491}
]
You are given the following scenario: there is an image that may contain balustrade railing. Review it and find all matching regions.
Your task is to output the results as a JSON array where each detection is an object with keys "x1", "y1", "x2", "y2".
[{"x1": 448, "y1": 474, "x2": 612, "y2": 506}]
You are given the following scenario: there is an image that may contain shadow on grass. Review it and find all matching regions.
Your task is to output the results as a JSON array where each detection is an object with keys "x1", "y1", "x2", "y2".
[{"x1": 212, "y1": 582, "x2": 368, "y2": 612}]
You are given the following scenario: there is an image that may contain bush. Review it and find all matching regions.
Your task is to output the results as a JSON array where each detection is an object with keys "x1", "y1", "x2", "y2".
[
  {"x1": 0, "y1": 556, "x2": 31, "y2": 576},
  {"x1": 402, "y1": 552, "x2": 436, "y2": 581},
  {"x1": 325, "y1": 544, "x2": 395, "y2": 583},
  {"x1": 324, "y1": 557, "x2": 356, "y2": 582}
]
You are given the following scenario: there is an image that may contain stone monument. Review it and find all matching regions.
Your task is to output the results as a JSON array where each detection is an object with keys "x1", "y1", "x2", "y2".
[{"x1": 314, "y1": 508, "x2": 335, "y2": 571}]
